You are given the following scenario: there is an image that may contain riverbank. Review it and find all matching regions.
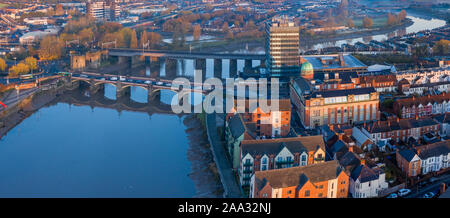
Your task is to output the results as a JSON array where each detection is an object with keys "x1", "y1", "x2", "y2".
[
  {"x1": 301, "y1": 18, "x2": 414, "y2": 46},
  {"x1": 0, "y1": 80, "x2": 66, "y2": 140},
  {"x1": 184, "y1": 114, "x2": 224, "y2": 197}
]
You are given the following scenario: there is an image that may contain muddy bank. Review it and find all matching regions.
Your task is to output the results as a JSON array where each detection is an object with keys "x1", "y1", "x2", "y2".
[
  {"x1": 184, "y1": 114, "x2": 224, "y2": 198},
  {"x1": 0, "y1": 86, "x2": 64, "y2": 140}
]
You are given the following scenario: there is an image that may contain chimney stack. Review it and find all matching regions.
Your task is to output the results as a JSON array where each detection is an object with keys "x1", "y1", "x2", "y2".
[
  {"x1": 348, "y1": 145, "x2": 354, "y2": 152},
  {"x1": 360, "y1": 159, "x2": 365, "y2": 165},
  {"x1": 441, "y1": 183, "x2": 446, "y2": 194}
]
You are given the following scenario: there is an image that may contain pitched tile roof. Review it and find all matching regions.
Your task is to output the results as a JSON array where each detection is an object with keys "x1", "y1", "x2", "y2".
[
  {"x1": 350, "y1": 164, "x2": 381, "y2": 183},
  {"x1": 241, "y1": 135, "x2": 325, "y2": 157},
  {"x1": 254, "y1": 160, "x2": 345, "y2": 189},
  {"x1": 417, "y1": 140, "x2": 450, "y2": 159},
  {"x1": 398, "y1": 149, "x2": 417, "y2": 162},
  {"x1": 365, "y1": 117, "x2": 439, "y2": 134},
  {"x1": 394, "y1": 93, "x2": 450, "y2": 109}
]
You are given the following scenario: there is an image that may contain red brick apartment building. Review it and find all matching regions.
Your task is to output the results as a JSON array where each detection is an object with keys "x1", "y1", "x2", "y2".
[
  {"x1": 227, "y1": 99, "x2": 291, "y2": 137},
  {"x1": 250, "y1": 160, "x2": 349, "y2": 198},
  {"x1": 359, "y1": 74, "x2": 397, "y2": 92},
  {"x1": 393, "y1": 93, "x2": 450, "y2": 119}
]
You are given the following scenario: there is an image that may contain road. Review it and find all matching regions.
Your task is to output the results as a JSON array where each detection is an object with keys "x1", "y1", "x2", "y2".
[
  {"x1": 0, "y1": 87, "x2": 39, "y2": 112},
  {"x1": 205, "y1": 112, "x2": 243, "y2": 198},
  {"x1": 406, "y1": 173, "x2": 450, "y2": 198}
]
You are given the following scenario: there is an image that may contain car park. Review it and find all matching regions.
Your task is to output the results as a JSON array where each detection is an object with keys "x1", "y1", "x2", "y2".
[{"x1": 398, "y1": 189, "x2": 411, "y2": 197}]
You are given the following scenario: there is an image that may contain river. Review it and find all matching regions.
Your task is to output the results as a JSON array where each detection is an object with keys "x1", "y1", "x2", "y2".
[{"x1": 0, "y1": 85, "x2": 222, "y2": 197}]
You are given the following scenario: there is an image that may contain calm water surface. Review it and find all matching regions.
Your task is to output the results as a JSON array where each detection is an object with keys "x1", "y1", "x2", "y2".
[{"x1": 0, "y1": 89, "x2": 197, "y2": 197}]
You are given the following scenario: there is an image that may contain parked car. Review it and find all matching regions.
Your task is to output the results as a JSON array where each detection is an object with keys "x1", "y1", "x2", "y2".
[
  {"x1": 156, "y1": 81, "x2": 163, "y2": 85},
  {"x1": 144, "y1": 80, "x2": 151, "y2": 84},
  {"x1": 398, "y1": 189, "x2": 411, "y2": 197},
  {"x1": 100, "y1": 78, "x2": 106, "y2": 81},
  {"x1": 80, "y1": 74, "x2": 88, "y2": 78},
  {"x1": 119, "y1": 76, "x2": 126, "y2": 81},
  {"x1": 423, "y1": 192, "x2": 435, "y2": 198},
  {"x1": 110, "y1": 77, "x2": 118, "y2": 81},
  {"x1": 386, "y1": 193, "x2": 398, "y2": 198}
]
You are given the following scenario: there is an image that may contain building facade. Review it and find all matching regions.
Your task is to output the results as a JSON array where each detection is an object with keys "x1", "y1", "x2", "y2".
[
  {"x1": 393, "y1": 93, "x2": 450, "y2": 119},
  {"x1": 265, "y1": 16, "x2": 299, "y2": 77},
  {"x1": 250, "y1": 160, "x2": 349, "y2": 198},
  {"x1": 290, "y1": 85, "x2": 379, "y2": 129},
  {"x1": 239, "y1": 136, "x2": 326, "y2": 187},
  {"x1": 355, "y1": 117, "x2": 440, "y2": 144}
]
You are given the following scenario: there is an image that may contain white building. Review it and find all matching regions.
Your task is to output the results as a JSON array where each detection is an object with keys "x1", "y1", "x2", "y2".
[
  {"x1": 349, "y1": 164, "x2": 389, "y2": 198},
  {"x1": 418, "y1": 141, "x2": 450, "y2": 175}
]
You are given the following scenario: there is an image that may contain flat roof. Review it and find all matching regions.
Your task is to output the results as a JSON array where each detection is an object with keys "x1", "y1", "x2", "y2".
[{"x1": 302, "y1": 54, "x2": 367, "y2": 71}]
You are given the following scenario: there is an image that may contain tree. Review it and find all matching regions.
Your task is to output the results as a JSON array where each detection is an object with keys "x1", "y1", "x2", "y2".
[
  {"x1": 387, "y1": 13, "x2": 398, "y2": 26},
  {"x1": 38, "y1": 36, "x2": 64, "y2": 61},
  {"x1": 398, "y1": 10, "x2": 407, "y2": 21},
  {"x1": 363, "y1": 16, "x2": 373, "y2": 29},
  {"x1": 140, "y1": 30, "x2": 148, "y2": 48},
  {"x1": 130, "y1": 30, "x2": 138, "y2": 49},
  {"x1": 433, "y1": 39, "x2": 450, "y2": 55},
  {"x1": 222, "y1": 22, "x2": 229, "y2": 33},
  {"x1": 193, "y1": 24, "x2": 201, "y2": 41},
  {"x1": 347, "y1": 18, "x2": 355, "y2": 28},
  {"x1": 0, "y1": 58, "x2": 6, "y2": 72},
  {"x1": 55, "y1": 4, "x2": 64, "y2": 16},
  {"x1": 9, "y1": 63, "x2": 30, "y2": 76},
  {"x1": 24, "y1": 57, "x2": 37, "y2": 71}
]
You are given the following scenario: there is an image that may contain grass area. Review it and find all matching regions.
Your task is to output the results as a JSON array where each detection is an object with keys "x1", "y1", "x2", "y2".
[
  {"x1": 0, "y1": 3, "x2": 8, "y2": 8},
  {"x1": 353, "y1": 17, "x2": 388, "y2": 28},
  {"x1": 192, "y1": 37, "x2": 264, "y2": 51}
]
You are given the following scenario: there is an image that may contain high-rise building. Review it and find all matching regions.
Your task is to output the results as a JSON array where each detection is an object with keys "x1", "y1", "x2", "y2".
[
  {"x1": 265, "y1": 16, "x2": 300, "y2": 77},
  {"x1": 86, "y1": 0, "x2": 120, "y2": 21}
]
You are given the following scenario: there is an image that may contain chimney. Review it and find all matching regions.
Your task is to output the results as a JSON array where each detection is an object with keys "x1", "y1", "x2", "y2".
[
  {"x1": 397, "y1": 117, "x2": 400, "y2": 122},
  {"x1": 412, "y1": 96, "x2": 415, "y2": 100},
  {"x1": 417, "y1": 148, "x2": 421, "y2": 155},
  {"x1": 360, "y1": 159, "x2": 365, "y2": 165},
  {"x1": 349, "y1": 145, "x2": 354, "y2": 152},
  {"x1": 388, "y1": 121, "x2": 391, "y2": 127},
  {"x1": 441, "y1": 183, "x2": 446, "y2": 194},
  {"x1": 416, "y1": 115, "x2": 419, "y2": 120}
]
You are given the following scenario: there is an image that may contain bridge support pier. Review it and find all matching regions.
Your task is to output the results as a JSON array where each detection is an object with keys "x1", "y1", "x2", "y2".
[
  {"x1": 165, "y1": 58, "x2": 177, "y2": 78},
  {"x1": 116, "y1": 83, "x2": 130, "y2": 99},
  {"x1": 230, "y1": 59, "x2": 237, "y2": 78},
  {"x1": 118, "y1": 56, "x2": 128, "y2": 65},
  {"x1": 65, "y1": 79, "x2": 79, "y2": 91},
  {"x1": 89, "y1": 83, "x2": 104, "y2": 95},
  {"x1": 244, "y1": 59, "x2": 252, "y2": 73},
  {"x1": 131, "y1": 56, "x2": 143, "y2": 68},
  {"x1": 214, "y1": 59, "x2": 222, "y2": 79},
  {"x1": 195, "y1": 58, "x2": 206, "y2": 80}
]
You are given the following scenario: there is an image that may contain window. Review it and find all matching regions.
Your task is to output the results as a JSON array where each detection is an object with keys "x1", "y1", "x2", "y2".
[
  {"x1": 318, "y1": 193, "x2": 323, "y2": 197},
  {"x1": 287, "y1": 190, "x2": 292, "y2": 194},
  {"x1": 319, "y1": 185, "x2": 323, "y2": 189},
  {"x1": 305, "y1": 190, "x2": 310, "y2": 197}
]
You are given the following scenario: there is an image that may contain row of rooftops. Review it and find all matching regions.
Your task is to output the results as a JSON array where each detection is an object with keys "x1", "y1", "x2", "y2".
[
  {"x1": 363, "y1": 117, "x2": 439, "y2": 134},
  {"x1": 398, "y1": 140, "x2": 450, "y2": 162},
  {"x1": 394, "y1": 93, "x2": 450, "y2": 109},
  {"x1": 241, "y1": 135, "x2": 325, "y2": 157},
  {"x1": 254, "y1": 160, "x2": 344, "y2": 190}
]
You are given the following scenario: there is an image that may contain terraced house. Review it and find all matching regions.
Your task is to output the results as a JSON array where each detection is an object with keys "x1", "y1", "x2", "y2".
[
  {"x1": 239, "y1": 136, "x2": 326, "y2": 187},
  {"x1": 354, "y1": 117, "x2": 440, "y2": 144},
  {"x1": 397, "y1": 140, "x2": 450, "y2": 177},
  {"x1": 393, "y1": 93, "x2": 450, "y2": 119},
  {"x1": 250, "y1": 160, "x2": 349, "y2": 198}
]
